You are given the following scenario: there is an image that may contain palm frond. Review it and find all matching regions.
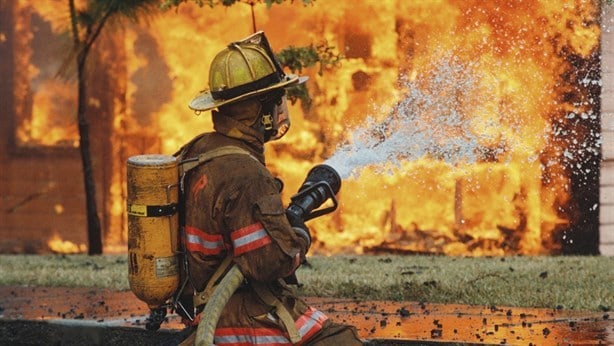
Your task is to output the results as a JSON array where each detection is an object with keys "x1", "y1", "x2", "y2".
[{"x1": 90, "y1": 0, "x2": 161, "y2": 23}]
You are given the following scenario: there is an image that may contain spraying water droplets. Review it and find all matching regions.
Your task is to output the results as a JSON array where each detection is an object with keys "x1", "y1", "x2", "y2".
[{"x1": 324, "y1": 56, "x2": 498, "y2": 179}]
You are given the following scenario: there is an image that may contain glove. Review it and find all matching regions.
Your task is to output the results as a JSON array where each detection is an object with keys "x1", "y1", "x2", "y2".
[
  {"x1": 284, "y1": 208, "x2": 310, "y2": 286},
  {"x1": 286, "y1": 208, "x2": 311, "y2": 251},
  {"x1": 273, "y1": 177, "x2": 284, "y2": 192}
]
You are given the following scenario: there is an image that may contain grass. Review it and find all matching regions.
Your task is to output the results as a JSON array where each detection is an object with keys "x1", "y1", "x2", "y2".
[
  {"x1": 0, "y1": 254, "x2": 611, "y2": 312},
  {"x1": 295, "y1": 255, "x2": 613, "y2": 312}
]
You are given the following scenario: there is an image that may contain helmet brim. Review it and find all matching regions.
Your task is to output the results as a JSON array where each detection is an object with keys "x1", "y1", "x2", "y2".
[{"x1": 189, "y1": 74, "x2": 309, "y2": 112}]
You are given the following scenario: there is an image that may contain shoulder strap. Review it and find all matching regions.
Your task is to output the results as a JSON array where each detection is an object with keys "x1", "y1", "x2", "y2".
[
  {"x1": 251, "y1": 281, "x2": 302, "y2": 344},
  {"x1": 178, "y1": 145, "x2": 259, "y2": 176},
  {"x1": 192, "y1": 255, "x2": 235, "y2": 309},
  {"x1": 173, "y1": 132, "x2": 206, "y2": 158}
]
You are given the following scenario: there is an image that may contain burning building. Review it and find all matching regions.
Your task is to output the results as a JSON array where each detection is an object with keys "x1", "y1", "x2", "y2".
[{"x1": 0, "y1": 0, "x2": 609, "y2": 256}]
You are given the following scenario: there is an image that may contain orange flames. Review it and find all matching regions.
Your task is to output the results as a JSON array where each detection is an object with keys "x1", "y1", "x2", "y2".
[
  {"x1": 48, "y1": 234, "x2": 87, "y2": 254},
  {"x1": 17, "y1": 1, "x2": 600, "y2": 255},
  {"x1": 13, "y1": 1, "x2": 80, "y2": 148}
]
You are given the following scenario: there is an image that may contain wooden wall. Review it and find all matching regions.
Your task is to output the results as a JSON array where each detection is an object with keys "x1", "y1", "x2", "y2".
[
  {"x1": 0, "y1": 153, "x2": 87, "y2": 253},
  {"x1": 0, "y1": 1, "x2": 122, "y2": 253},
  {"x1": 601, "y1": 3, "x2": 614, "y2": 256}
]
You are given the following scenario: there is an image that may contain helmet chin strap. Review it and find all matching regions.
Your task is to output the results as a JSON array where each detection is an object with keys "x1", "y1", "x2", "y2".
[
  {"x1": 260, "y1": 105, "x2": 277, "y2": 142},
  {"x1": 257, "y1": 90, "x2": 285, "y2": 142}
]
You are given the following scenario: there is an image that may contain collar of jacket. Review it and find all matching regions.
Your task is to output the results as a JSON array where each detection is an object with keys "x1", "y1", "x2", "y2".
[
  {"x1": 212, "y1": 110, "x2": 265, "y2": 153},
  {"x1": 209, "y1": 115, "x2": 264, "y2": 164},
  {"x1": 178, "y1": 131, "x2": 265, "y2": 166}
]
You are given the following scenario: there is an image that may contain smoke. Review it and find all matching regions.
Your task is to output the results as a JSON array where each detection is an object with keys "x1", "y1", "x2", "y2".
[{"x1": 324, "y1": 56, "x2": 502, "y2": 180}]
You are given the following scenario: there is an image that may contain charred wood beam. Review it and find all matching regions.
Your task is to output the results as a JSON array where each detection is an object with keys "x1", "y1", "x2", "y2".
[{"x1": 5, "y1": 183, "x2": 56, "y2": 213}]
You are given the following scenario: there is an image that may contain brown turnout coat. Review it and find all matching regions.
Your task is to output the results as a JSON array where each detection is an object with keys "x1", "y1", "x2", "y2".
[{"x1": 176, "y1": 112, "x2": 361, "y2": 345}]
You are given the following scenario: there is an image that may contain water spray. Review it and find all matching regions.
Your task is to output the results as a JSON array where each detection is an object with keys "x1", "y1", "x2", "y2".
[{"x1": 323, "y1": 56, "x2": 500, "y2": 180}]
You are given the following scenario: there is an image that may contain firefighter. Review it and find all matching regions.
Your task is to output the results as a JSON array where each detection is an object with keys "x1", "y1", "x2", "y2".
[{"x1": 174, "y1": 31, "x2": 364, "y2": 345}]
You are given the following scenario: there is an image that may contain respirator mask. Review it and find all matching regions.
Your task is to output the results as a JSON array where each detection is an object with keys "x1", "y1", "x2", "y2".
[{"x1": 261, "y1": 90, "x2": 291, "y2": 142}]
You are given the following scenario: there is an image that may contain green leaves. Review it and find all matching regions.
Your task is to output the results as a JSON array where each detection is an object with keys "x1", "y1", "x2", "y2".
[
  {"x1": 277, "y1": 42, "x2": 342, "y2": 76},
  {"x1": 161, "y1": 0, "x2": 314, "y2": 11},
  {"x1": 276, "y1": 43, "x2": 343, "y2": 107},
  {"x1": 89, "y1": 0, "x2": 161, "y2": 22}
]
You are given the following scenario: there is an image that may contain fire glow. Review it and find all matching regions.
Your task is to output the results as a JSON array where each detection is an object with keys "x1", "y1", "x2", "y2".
[
  {"x1": 16, "y1": 1, "x2": 600, "y2": 255},
  {"x1": 48, "y1": 234, "x2": 87, "y2": 254}
]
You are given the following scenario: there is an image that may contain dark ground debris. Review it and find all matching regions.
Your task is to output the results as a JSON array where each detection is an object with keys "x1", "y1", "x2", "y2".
[{"x1": 0, "y1": 286, "x2": 612, "y2": 345}]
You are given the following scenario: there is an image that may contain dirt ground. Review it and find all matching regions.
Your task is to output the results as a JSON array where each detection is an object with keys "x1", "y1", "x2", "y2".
[{"x1": 0, "y1": 286, "x2": 611, "y2": 345}]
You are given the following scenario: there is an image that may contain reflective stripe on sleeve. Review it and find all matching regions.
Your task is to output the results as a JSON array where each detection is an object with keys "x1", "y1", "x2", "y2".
[
  {"x1": 185, "y1": 226, "x2": 225, "y2": 255},
  {"x1": 296, "y1": 307, "x2": 329, "y2": 342},
  {"x1": 212, "y1": 307, "x2": 328, "y2": 345},
  {"x1": 231, "y1": 222, "x2": 272, "y2": 256},
  {"x1": 214, "y1": 327, "x2": 291, "y2": 345}
]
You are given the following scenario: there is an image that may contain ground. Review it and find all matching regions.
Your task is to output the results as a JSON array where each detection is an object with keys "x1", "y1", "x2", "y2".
[{"x1": 1, "y1": 286, "x2": 612, "y2": 345}]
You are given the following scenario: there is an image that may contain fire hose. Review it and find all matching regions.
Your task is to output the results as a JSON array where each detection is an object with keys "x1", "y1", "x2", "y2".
[
  {"x1": 195, "y1": 164, "x2": 342, "y2": 346},
  {"x1": 195, "y1": 264, "x2": 244, "y2": 346}
]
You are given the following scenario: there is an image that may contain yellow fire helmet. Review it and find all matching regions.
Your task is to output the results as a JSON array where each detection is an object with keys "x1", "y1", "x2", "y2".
[{"x1": 189, "y1": 31, "x2": 308, "y2": 112}]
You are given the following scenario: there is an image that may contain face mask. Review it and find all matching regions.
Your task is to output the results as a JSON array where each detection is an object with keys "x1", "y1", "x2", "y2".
[
  {"x1": 272, "y1": 96, "x2": 290, "y2": 140},
  {"x1": 262, "y1": 95, "x2": 291, "y2": 142}
]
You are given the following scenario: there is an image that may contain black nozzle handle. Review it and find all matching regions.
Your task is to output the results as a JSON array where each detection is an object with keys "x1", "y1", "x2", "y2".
[{"x1": 289, "y1": 180, "x2": 339, "y2": 221}]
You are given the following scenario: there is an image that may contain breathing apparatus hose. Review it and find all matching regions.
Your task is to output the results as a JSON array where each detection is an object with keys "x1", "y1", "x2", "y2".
[{"x1": 195, "y1": 264, "x2": 245, "y2": 346}]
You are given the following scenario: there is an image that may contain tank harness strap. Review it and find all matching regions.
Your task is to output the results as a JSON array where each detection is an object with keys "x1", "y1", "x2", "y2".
[
  {"x1": 173, "y1": 132, "x2": 206, "y2": 158},
  {"x1": 251, "y1": 281, "x2": 302, "y2": 344},
  {"x1": 179, "y1": 145, "x2": 259, "y2": 176},
  {"x1": 192, "y1": 255, "x2": 235, "y2": 309}
]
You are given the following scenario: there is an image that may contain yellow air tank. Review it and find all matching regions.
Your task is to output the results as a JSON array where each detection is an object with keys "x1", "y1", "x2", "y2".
[{"x1": 126, "y1": 154, "x2": 179, "y2": 329}]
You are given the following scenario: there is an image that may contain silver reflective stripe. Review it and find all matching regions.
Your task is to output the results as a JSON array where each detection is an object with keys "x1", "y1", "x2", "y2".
[
  {"x1": 186, "y1": 233, "x2": 223, "y2": 250},
  {"x1": 215, "y1": 334, "x2": 290, "y2": 345},
  {"x1": 233, "y1": 228, "x2": 267, "y2": 248},
  {"x1": 298, "y1": 310, "x2": 326, "y2": 337}
]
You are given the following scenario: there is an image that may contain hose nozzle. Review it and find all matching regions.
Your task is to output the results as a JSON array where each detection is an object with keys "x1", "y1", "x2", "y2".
[{"x1": 287, "y1": 164, "x2": 342, "y2": 221}]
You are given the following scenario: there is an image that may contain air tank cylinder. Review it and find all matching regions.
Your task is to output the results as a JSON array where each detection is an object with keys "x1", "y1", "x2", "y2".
[{"x1": 126, "y1": 154, "x2": 179, "y2": 314}]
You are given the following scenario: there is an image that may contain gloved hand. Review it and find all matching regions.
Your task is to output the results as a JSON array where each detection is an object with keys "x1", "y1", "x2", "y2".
[{"x1": 286, "y1": 208, "x2": 311, "y2": 251}]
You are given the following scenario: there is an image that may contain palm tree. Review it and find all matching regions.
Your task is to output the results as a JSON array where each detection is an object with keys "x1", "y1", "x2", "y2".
[{"x1": 66, "y1": 0, "x2": 159, "y2": 255}]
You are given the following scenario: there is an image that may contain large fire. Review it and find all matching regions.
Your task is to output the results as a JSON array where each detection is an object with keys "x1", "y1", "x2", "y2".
[{"x1": 16, "y1": 1, "x2": 600, "y2": 255}]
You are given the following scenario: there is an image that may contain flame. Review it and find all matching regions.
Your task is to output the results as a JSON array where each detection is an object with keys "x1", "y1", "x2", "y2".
[
  {"x1": 14, "y1": 1, "x2": 79, "y2": 148},
  {"x1": 18, "y1": 80, "x2": 79, "y2": 147},
  {"x1": 15, "y1": 1, "x2": 600, "y2": 255},
  {"x1": 135, "y1": 0, "x2": 597, "y2": 256},
  {"x1": 47, "y1": 234, "x2": 87, "y2": 254}
]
